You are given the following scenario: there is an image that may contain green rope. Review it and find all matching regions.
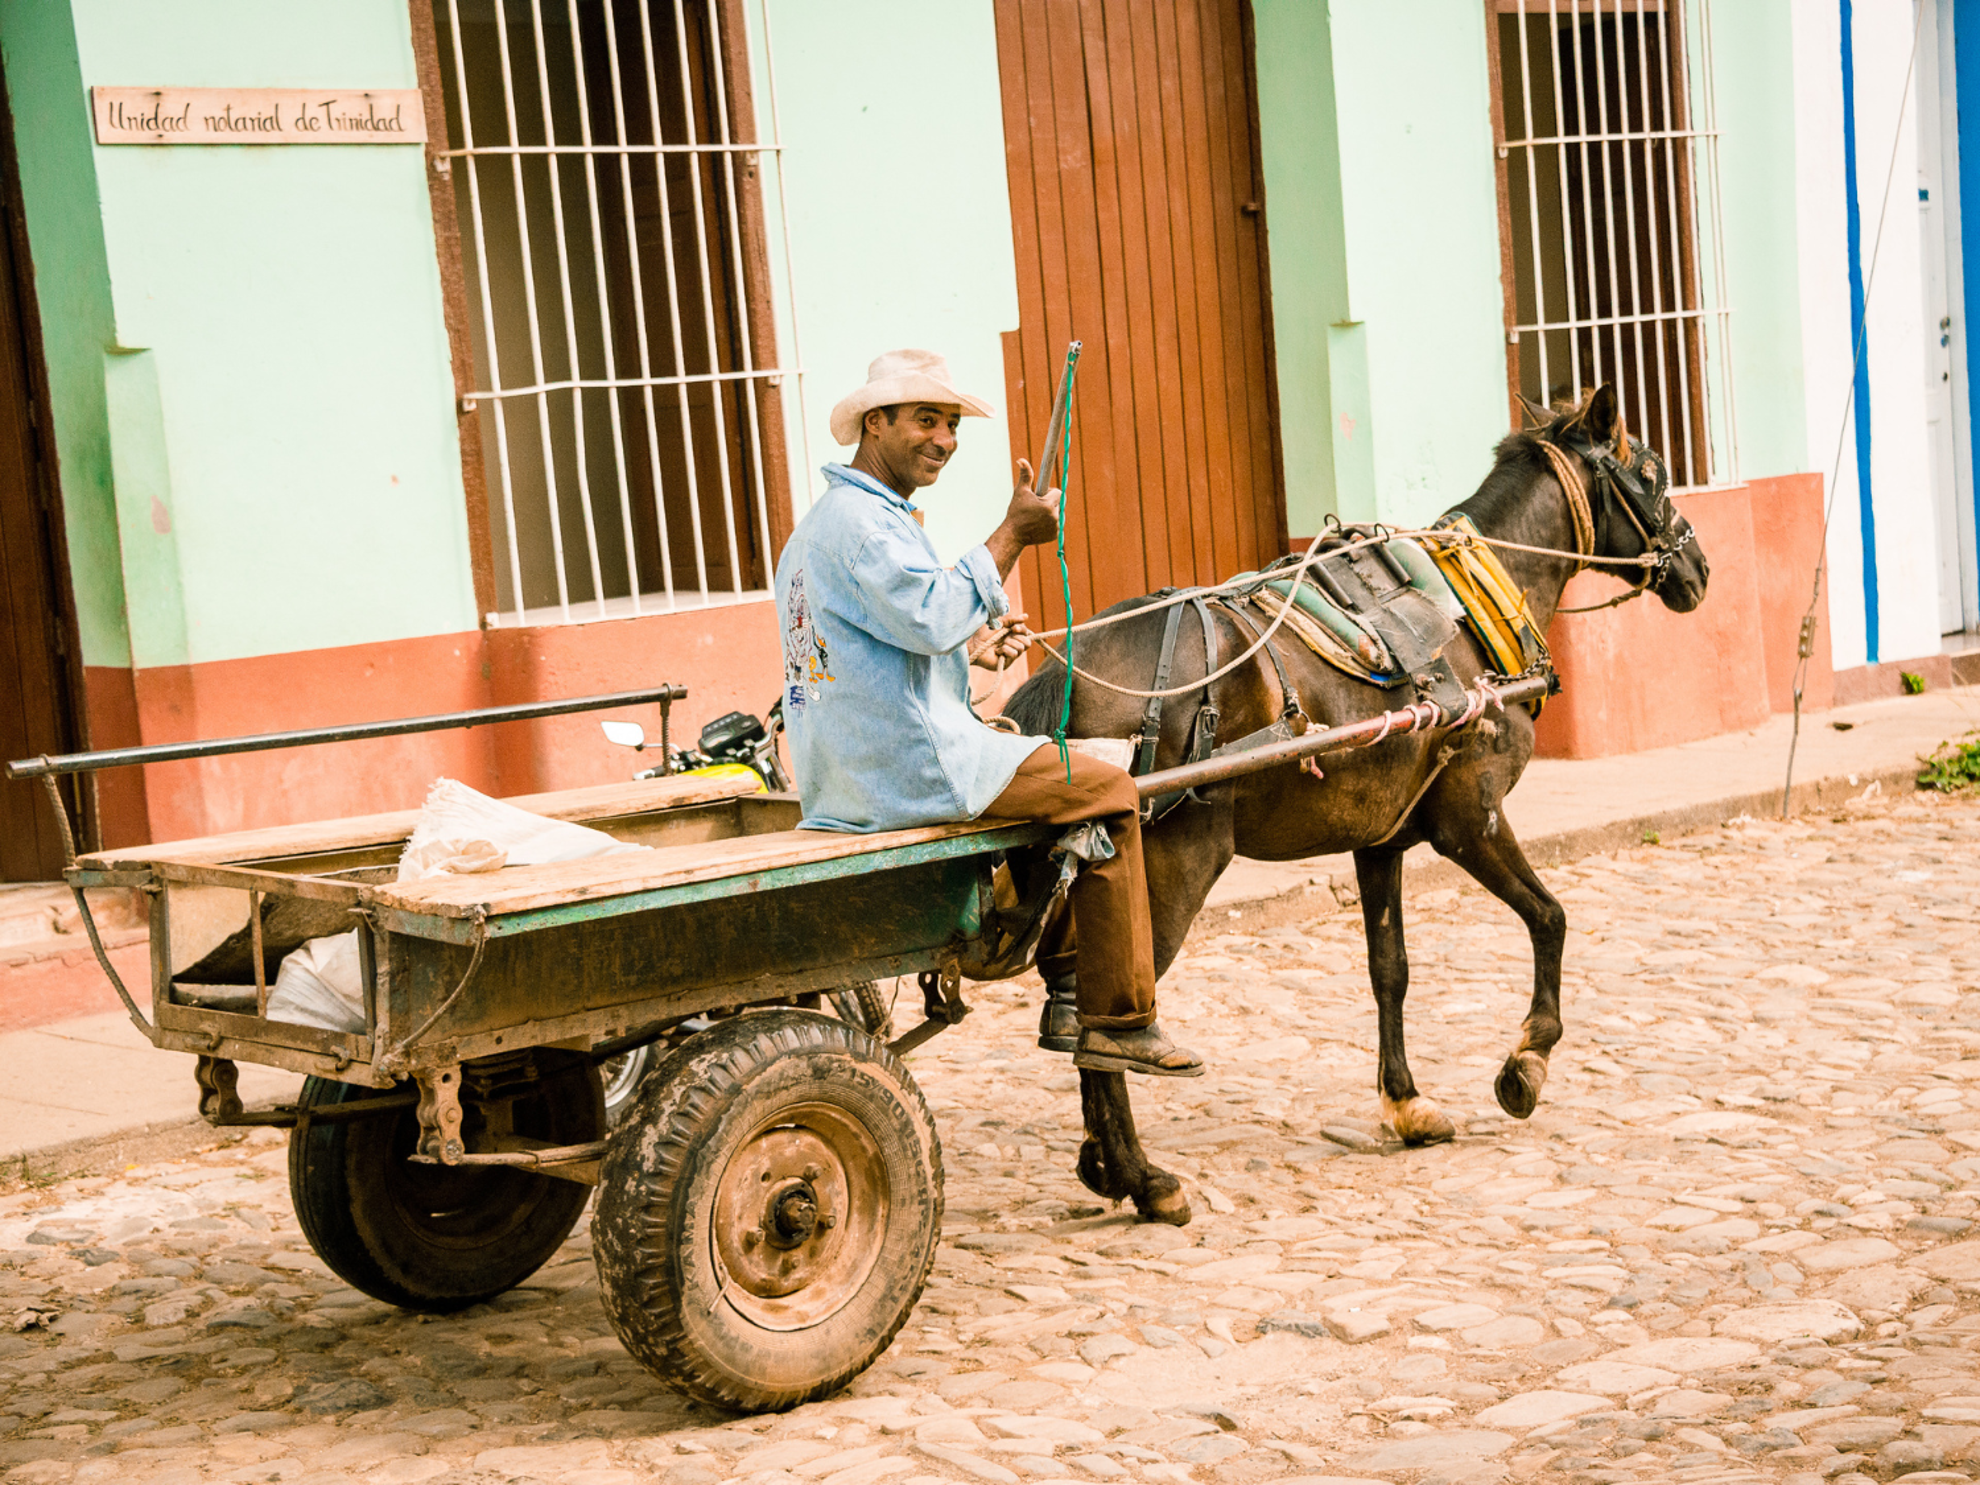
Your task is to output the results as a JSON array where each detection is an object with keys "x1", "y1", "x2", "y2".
[{"x1": 1052, "y1": 385, "x2": 1076, "y2": 782}]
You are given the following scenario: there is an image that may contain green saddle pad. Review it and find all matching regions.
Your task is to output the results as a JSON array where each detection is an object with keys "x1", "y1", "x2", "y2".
[{"x1": 1235, "y1": 534, "x2": 1460, "y2": 683}]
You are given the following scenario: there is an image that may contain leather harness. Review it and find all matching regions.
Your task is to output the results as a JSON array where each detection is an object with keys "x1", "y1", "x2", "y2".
[
  {"x1": 1132, "y1": 590, "x2": 1309, "y2": 822},
  {"x1": 1134, "y1": 595, "x2": 1219, "y2": 821},
  {"x1": 1535, "y1": 440, "x2": 1596, "y2": 559},
  {"x1": 1119, "y1": 430, "x2": 1685, "y2": 821}
]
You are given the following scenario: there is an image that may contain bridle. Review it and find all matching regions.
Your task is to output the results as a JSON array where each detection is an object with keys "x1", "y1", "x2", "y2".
[{"x1": 1537, "y1": 429, "x2": 1697, "y2": 611}]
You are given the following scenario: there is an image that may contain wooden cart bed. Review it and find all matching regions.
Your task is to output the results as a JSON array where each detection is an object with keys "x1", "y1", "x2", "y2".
[
  {"x1": 76, "y1": 771, "x2": 1050, "y2": 941},
  {"x1": 76, "y1": 771, "x2": 764, "y2": 870}
]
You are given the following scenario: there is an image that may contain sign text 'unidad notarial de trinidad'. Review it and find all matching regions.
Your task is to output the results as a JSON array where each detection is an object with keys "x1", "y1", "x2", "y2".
[{"x1": 91, "y1": 88, "x2": 427, "y2": 146}]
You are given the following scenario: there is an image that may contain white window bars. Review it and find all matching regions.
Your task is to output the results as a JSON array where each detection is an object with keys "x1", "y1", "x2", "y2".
[
  {"x1": 433, "y1": 0, "x2": 804, "y2": 626},
  {"x1": 1493, "y1": 0, "x2": 1736, "y2": 488}
]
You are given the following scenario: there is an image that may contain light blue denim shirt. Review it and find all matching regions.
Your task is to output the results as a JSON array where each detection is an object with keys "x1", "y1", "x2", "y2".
[{"x1": 775, "y1": 464, "x2": 1047, "y2": 832}]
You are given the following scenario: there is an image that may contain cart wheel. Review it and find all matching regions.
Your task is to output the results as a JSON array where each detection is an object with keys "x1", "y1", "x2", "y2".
[
  {"x1": 830, "y1": 981, "x2": 893, "y2": 1041},
  {"x1": 600, "y1": 1043, "x2": 655, "y2": 1126},
  {"x1": 593, "y1": 1010, "x2": 941, "y2": 1412},
  {"x1": 288, "y1": 1051, "x2": 602, "y2": 1313}
]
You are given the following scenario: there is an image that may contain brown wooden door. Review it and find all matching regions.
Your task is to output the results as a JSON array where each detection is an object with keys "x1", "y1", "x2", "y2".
[
  {"x1": 0, "y1": 139, "x2": 79, "y2": 881},
  {"x1": 996, "y1": 0, "x2": 1284, "y2": 631}
]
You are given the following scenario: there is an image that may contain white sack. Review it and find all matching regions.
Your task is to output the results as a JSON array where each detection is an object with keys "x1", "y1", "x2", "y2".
[
  {"x1": 397, "y1": 836, "x2": 507, "y2": 881},
  {"x1": 396, "y1": 777, "x2": 649, "y2": 882},
  {"x1": 267, "y1": 779, "x2": 652, "y2": 1033},
  {"x1": 266, "y1": 929, "x2": 365, "y2": 1034}
]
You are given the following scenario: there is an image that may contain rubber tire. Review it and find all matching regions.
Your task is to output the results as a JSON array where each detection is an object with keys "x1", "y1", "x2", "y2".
[
  {"x1": 288, "y1": 1051, "x2": 602, "y2": 1313},
  {"x1": 830, "y1": 981, "x2": 893, "y2": 1041},
  {"x1": 592, "y1": 1010, "x2": 942, "y2": 1412}
]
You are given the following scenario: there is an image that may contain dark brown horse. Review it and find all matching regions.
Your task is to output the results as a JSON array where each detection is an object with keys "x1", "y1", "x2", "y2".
[{"x1": 1001, "y1": 387, "x2": 1710, "y2": 1223}]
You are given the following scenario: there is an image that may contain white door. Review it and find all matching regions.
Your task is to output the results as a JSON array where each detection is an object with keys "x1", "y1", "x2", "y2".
[{"x1": 1921, "y1": 0, "x2": 1979, "y2": 633}]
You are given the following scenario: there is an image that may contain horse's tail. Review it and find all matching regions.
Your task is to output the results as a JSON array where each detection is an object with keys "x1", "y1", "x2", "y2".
[{"x1": 1000, "y1": 663, "x2": 1067, "y2": 735}]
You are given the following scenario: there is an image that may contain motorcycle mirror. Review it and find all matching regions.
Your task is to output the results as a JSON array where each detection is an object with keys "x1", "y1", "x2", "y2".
[{"x1": 600, "y1": 720, "x2": 646, "y2": 751}]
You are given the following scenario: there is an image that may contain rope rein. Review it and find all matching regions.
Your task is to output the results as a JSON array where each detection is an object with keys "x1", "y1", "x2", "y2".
[
  {"x1": 1052, "y1": 383, "x2": 1076, "y2": 781},
  {"x1": 1024, "y1": 523, "x2": 1653, "y2": 650},
  {"x1": 1012, "y1": 407, "x2": 1681, "y2": 705},
  {"x1": 1535, "y1": 441, "x2": 1595, "y2": 558},
  {"x1": 1023, "y1": 520, "x2": 1644, "y2": 704}
]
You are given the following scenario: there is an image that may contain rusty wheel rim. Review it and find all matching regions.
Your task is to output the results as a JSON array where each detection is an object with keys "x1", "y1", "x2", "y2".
[{"x1": 711, "y1": 1102, "x2": 887, "y2": 1331}]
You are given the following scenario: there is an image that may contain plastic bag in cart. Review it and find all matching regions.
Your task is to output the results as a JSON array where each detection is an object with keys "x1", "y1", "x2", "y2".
[
  {"x1": 396, "y1": 778, "x2": 649, "y2": 882},
  {"x1": 266, "y1": 779, "x2": 651, "y2": 1032},
  {"x1": 266, "y1": 930, "x2": 365, "y2": 1034}
]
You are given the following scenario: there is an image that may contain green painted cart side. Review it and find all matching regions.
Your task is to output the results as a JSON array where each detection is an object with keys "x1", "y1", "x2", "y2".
[{"x1": 69, "y1": 780, "x2": 1055, "y2": 1089}]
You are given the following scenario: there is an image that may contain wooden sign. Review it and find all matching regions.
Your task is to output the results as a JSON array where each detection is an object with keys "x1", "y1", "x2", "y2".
[{"x1": 92, "y1": 87, "x2": 427, "y2": 146}]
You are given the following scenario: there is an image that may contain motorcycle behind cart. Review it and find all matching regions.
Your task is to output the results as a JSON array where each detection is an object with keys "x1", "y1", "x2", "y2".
[{"x1": 9, "y1": 673, "x2": 1541, "y2": 1413}]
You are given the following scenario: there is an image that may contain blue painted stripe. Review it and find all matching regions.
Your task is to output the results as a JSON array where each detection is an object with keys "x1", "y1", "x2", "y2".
[
  {"x1": 1842, "y1": 0, "x2": 1881, "y2": 663},
  {"x1": 1957, "y1": 0, "x2": 1980, "y2": 618}
]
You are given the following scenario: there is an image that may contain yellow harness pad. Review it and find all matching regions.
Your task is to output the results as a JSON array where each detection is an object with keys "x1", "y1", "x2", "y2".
[{"x1": 1423, "y1": 514, "x2": 1552, "y2": 714}]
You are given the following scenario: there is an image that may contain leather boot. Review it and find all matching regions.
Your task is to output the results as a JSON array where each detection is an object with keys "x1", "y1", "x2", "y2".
[
  {"x1": 1038, "y1": 975, "x2": 1080, "y2": 1052},
  {"x1": 1072, "y1": 1020, "x2": 1204, "y2": 1077}
]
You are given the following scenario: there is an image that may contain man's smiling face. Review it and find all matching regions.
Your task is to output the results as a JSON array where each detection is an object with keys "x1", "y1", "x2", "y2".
[{"x1": 861, "y1": 401, "x2": 963, "y2": 492}]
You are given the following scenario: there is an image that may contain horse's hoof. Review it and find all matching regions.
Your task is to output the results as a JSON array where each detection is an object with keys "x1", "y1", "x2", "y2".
[
  {"x1": 1134, "y1": 1172, "x2": 1191, "y2": 1226},
  {"x1": 1494, "y1": 1051, "x2": 1549, "y2": 1119},
  {"x1": 1386, "y1": 1095, "x2": 1456, "y2": 1147}
]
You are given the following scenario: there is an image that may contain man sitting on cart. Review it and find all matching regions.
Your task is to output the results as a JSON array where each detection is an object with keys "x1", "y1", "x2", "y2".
[{"x1": 773, "y1": 349, "x2": 1201, "y2": 1078}]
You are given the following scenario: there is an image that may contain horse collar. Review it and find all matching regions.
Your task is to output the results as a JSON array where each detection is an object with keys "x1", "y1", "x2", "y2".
[{"x1": 1535, "y1": 440, "x2": 1595, "y2": 560}]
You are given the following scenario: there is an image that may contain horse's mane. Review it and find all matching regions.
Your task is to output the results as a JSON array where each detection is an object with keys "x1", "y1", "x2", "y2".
[
  {"x1": 1456, "y1": 397, "x2": 1613, "y2": 525},
  {"x1": 1456, "y1": 428, "x2": 1554, "y2": 526},
  {"x1": 1001, "y1": 667, "x2": 1063, "y2": 733}
]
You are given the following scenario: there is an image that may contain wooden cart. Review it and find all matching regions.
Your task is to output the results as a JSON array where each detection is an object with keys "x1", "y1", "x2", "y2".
[
  {"x1": 65, "y1": 765, "x2": 1055, "y2": 1412},
  {"x1": 25, "y1": 671, "x2": 1545, "y2": 1412}
]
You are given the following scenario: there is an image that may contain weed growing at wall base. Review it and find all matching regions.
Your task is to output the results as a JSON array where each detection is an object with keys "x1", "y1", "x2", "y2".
[{"x1": 1918, "y1": 731, "x2": 1980, "y2": 792}]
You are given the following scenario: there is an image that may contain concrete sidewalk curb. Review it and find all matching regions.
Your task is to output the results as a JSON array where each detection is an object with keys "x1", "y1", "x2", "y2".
[
  {"x1": 5, "y1": 1112, "x2": 275, "y2": 1189},
  {"x1": 1205, "y1": 761, "x2": 1923, "y2": 942}
]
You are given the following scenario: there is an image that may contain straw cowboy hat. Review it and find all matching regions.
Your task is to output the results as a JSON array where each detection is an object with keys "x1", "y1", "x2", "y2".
[{"x1": 830, "y1": 348, "x2": 994, "y2": 447}]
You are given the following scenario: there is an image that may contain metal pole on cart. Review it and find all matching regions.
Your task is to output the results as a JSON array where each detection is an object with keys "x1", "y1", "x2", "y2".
[
  {"x1": 5, "y1": 684, "x2": 689, "y2": 1036},
  {"x1": 6, "y1": 684, "x2": 691, "y2": 857}
]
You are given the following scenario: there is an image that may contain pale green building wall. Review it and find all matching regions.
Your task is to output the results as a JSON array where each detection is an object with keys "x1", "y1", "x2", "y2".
[
  {"x1": 4, "y1": 0, "x2": 1811, "y2": 683},
  {"x1": 1259, "y1": 0, "x2": 1808, "y2": 529},
  {"x1": 1252, "y1": 0, "x2": 1350, "y2": 537},
  {"x1": 1, "y1": 0, "x2": 475, "y2": 670},
  {"x1": 1702, "y1": 0, "x2": 1808, "y2": 483},
  {"x1": 749, "y1": 0, "x2": 1020, "y2": 569},
  {"x1": 8, "y1": 0, "x2": 1018, "y2": 677},
  {"x1": 1255, "y1": 0, "x2": 1511, "y2": 535}
]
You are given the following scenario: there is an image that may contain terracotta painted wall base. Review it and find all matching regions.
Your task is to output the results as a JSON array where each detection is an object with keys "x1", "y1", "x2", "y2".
[
  {"x1": 1534, "y1": 474, "x2": 1831, "y2": 760},
  {"x1": 1831, "y1": 654, "x2": 1969, "y2": 705},
  {"x1": 79, "y1": 604, "x2": 784, "y2": 848}
]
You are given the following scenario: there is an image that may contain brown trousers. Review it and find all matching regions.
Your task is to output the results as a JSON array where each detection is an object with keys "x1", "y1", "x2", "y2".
[{"x1": 982, "y1": 745, "x2": 1155, "y2": 1030}]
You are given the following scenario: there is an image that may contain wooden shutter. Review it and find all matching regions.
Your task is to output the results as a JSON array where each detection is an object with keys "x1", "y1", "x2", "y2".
[{"x1": 995, "y1": 0, "x2": 1285, "y2": 631}]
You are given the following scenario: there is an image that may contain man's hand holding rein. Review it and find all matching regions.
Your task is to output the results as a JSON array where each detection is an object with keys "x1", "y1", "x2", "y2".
[{"x1": 968, "y1": 614, "x2": 1035, "y2": 671}]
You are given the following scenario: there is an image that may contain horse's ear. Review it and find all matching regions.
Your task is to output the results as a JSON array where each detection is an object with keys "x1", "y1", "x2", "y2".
[
  {"x1": 1586, "y1": 383, "x2": 1626, "y2": 452},
  {"x1": 1516, "y1": 393, "x2": 1552, "y2": 430}
]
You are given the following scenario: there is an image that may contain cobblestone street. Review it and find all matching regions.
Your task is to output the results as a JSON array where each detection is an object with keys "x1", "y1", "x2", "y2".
[{"x1": 9, "y1": 790, "x2": 1980, "y2": 1485}]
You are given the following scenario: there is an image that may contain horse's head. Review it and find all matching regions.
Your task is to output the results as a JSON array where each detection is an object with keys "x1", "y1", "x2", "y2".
[{"x1": 1545, "y1": 384, "x2": 1710, "y2": 613}]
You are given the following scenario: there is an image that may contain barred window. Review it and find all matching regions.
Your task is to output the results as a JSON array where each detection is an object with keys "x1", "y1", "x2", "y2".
[
  {"x1": 1488, "y1": 0, "x2": 1734, "y2": 487},
  {"x1": 430, "y1": 0, "x2": 800, "y2": 625}
]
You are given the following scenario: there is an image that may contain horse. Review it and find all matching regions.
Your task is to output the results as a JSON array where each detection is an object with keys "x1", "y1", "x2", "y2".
[{"x1": 1000, "y1": 385, "x2": 1711, "y2": 1224}]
